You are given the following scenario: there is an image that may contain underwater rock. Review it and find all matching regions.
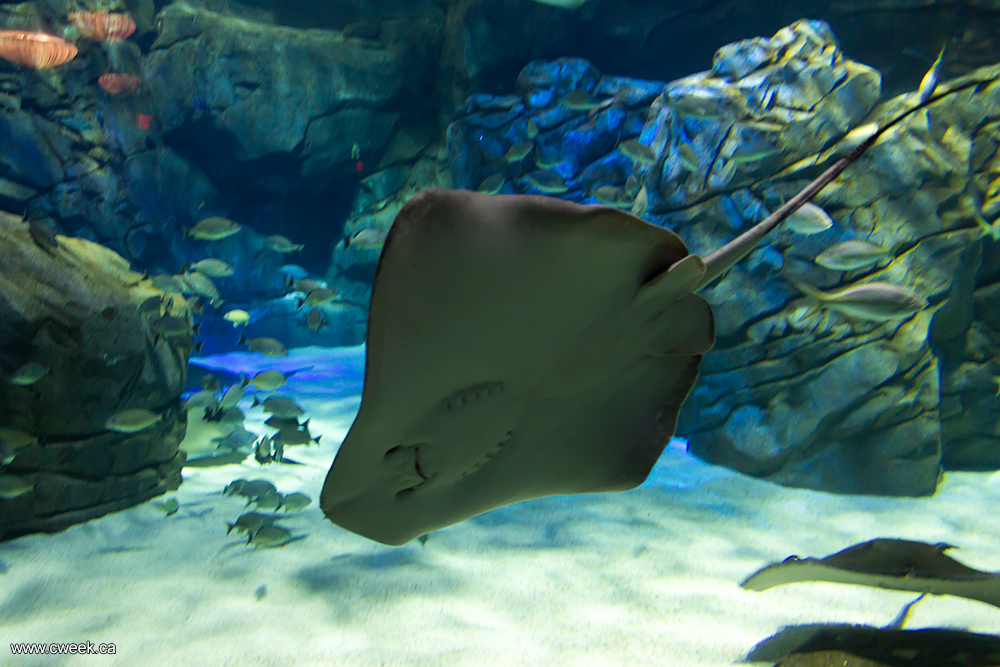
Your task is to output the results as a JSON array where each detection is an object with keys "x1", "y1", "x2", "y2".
[
  {"x1": 448, "y1": 20, "x2": 880, "y2": 214},
  {"x1": 145, "y1": 4, "x2": 440, "y2": 187},
  {"x1": 0, "y1": 108, "x2": 72, "y2": 190},
  {"x1": 446, "y1": 21, "x2": 1000, "y2": 496},
  {"x1": 681, "y1": 61, "x2": 1000, "y2": 493},
  {"x1": 447, "y1": 56, "x2": 651, "y2": 199},
  {"x1": 648, "y1": 19, "x2": 881, "y2": 209},
  {"x1": 330, "y1": 148, "x2": 453, "y2": 307},
  {"x1": 0, "y1": 213, "x2": 186, "y2": 540}
]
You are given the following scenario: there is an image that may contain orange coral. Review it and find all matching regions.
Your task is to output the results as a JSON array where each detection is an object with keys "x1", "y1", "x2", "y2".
[
  {"x1": 0, "y1": 31, "x2": 78, "y2": 69},
  {"x1": 68, "y1": 11, "x2": 136, "y2": 43},
  {"x1": 98, "y1": 72, "x2": 142, "y2": 95}
]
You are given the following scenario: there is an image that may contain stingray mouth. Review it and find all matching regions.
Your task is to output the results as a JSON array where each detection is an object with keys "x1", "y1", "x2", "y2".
[
  {"x1": 383, "y1": 444, "x2": 431, "y2": 497},
  {"x1": 388, "y1": 430, "x2": 514, "y2": 498}
]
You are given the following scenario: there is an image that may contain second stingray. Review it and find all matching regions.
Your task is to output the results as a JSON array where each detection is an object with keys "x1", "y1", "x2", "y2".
[{"x1": 742, "y1": 538, "x2": 1000, "y2": 609}]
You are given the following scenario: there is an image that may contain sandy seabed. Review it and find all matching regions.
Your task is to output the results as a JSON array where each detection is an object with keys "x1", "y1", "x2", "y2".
[{"x1": 3, "y1": 346, "x2": 999, "y2": 667}]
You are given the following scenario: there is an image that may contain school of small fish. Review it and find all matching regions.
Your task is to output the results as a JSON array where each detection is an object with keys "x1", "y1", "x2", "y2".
[{"x1": 222, "y1": 478, "x2": 312, "y2": 548}]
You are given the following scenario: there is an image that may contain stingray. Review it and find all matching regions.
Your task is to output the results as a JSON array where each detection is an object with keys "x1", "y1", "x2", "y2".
[
  {"x1": 741, "y1": 538, "x2": 1000, "y2": 609},
  {"x1": 321, "y1": 78, "x2": 993, "y2": 545},
  {"x1": 746, "y1": 623, "x2": 1000, "y2": 667}
]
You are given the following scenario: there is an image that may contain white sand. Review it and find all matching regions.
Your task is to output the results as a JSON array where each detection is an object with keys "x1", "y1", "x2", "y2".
[{"x1": 3, "y1": 346, "x2": 1000, "y2": 666}]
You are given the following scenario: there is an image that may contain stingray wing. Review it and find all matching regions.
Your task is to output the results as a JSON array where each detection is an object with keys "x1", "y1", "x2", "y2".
[{"x1": 321, "y1": 188, "x2": 713, "y2": 545}]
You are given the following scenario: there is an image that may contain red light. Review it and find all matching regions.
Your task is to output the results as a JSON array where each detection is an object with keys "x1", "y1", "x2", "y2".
[
  {"x1": 136, "y1": 113, "x2": 152, "y2": 130},
  {"x1": 356, "y1": 160, "x2": 363, "y2": 172}
]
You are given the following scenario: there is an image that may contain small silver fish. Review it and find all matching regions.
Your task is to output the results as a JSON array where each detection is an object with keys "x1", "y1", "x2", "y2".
[
  {"x1": 253, "y1": 491, "x2": 283, "y2": 511},
  {"x1": 839, "y1": 123, "x2": 879, "y2": 151},
  {"x1": 252, "y1": 396, "x2": 304, "y2": 418},
  {"x1": 278, "y1": 264, "x2": 309, "y2": 280},
  {"x1": 179, "y1": 271, "x2": 220, "y2": 302},
  {"x1": 272, "y1": 427, "x2": 321, "y2": 447},
  {"x1": 619, "y1": 139, "x2": 656, "y2": 165},
  {"x1": 255, "y1": 437, "x2": 273, "y2": 464},
  {"x1": 0, "y1": 475, "x2": 33, "y2": 499},
  {"x1": 786, "y1": 202, "x2": 834, "y2": 235},
  {"x1": 593, "y1": 186, "x2": 629, "y2": 208},
  {"x1": 527, "y1": 171, "x2": 568, "y2": 194},
  {"x1": 477, "y1": 173, "x2": 505, "y2": 195},
  {"x1": 350, "y1": 229, "x2": 387, "y2": 248},
  {"x1": 266, "y1": 235, "x2": 305, "y2": 253},
  {"x1": 677, "y1": 143, "x2": 700, "y2": 171},
  {"x1": 918, "y1": 45, "x2": 946, "y2": 104},
  {"x1": 105, "y1": 408, "x2": 161, "y2": 433},
  {"x1": 139, "y1": 295, "x2": 164, "y2": 317},
  {"x1": 149, "y1": 274, "x2": 186, "y2": 294},
  {"x1": 186, "y1": 216, "x2": 241, "y2": 240},
  {"x1": 238, "y1": 335, "x2": 288, "y2": 358},
  {"x1": 155, "y1": 498, "x2": 179, "y2": 516},
  {"x1": 218, "y1": 378, "x2": 249, "y2": 412},
  {"x1": 227, "y1": 511, "x2": 274, "y2": 536},
  {"x1": 795, "y1": 281, "x2": 928, "y2": 321},
  {"x1": 265, "y1": 416, "x2": 309, "y2": 435},
  {"x1": 250, "y1": 370, "x2": 288, "y2": 392},
  {"x1": 224, "y1": 478, "x2": 248, "y2": 496},
  {"x1": 564, "y1": 91, "x2": 611, "y2": 110},
  {"x1": 10, "y1": 362, "x2": 48, "y2": 386},
  {"x1": 298, "y1": 287, "x2": 337, "y2": 307},
  {"x1": 504, "y1": 141, "x2": 533, "y2": 163},
  {"x1": 238, "y1": 479, "x2": 277, "y2": 501},
  {"x1": 986, "y1": 175, "x2": 1000, "y2": 201},
  {"x1": 727, "y1": 146, "x2": 779, "y2": 164},
  {"x1": 223, "y1": 309, "x2": 250, "y2": 327},
  {"x1": 306, "y1": 308, "x2": 327, "y2": 332},
  {"x1": 630, "y1": 185, "x2": 648, "y2": 218},
  {"x1": 815, "y1": 240, "x2": 891, "y2": 271},
  {"x1": 186, "y1": 259, "x2": 233, "y2": 277},
  {"x1": 525, "y1": 118, "x2": 539, "y2": 139},
  {"x1": 0, "y1": 428, "x2": 36, "y2": 450},
  {"x1": 668, "y1": 87, "x2": 731, "y2": 119},
  {"x1": 975, "y1": 214, "x2": 1000, "y2": 241},
  {"x1": 982, "y1": 195, "x2": 1000, "y2": 221},
  {"x1": 561, "y1": 91, "x2": 596, "y2": 109},
  {"x1": 281, "y1": 492, "x2": 312, "y2": 513},
  {"x1": 248, "y1": 524, "x2": 294, "y2": 548},
  {"x1": 212, "y1": 427, "x2": 258, "y2": 452}
]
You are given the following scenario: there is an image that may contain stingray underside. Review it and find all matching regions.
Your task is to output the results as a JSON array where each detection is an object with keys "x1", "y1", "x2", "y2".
[{"x1": 321, "y1": 188, "x2": 715, "y2": 544}]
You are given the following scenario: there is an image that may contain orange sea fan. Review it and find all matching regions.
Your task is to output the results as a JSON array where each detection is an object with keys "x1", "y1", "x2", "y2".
[
  {"x1": 68, "y1": 11, "x2": 136, "y2": 43},
  {"x1": 0, "y1": 31, "x2": 78, "y2": 69},
  {"x1": 98, "y1": 72, "x2": 141, "y2": 95}
]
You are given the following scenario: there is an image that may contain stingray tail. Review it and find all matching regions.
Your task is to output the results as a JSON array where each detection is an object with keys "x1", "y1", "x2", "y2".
[{"x1": 696, "y1": 74, "x2": 1000, "y2": 292}]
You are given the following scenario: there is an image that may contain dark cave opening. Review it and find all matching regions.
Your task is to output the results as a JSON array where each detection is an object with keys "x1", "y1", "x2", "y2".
[
  {"x1": 161, "y1": 117, "x2": 360, "y2": 276},
  {"x1": 223, "y1": 177, "x2": 359, "y2": 276}
]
